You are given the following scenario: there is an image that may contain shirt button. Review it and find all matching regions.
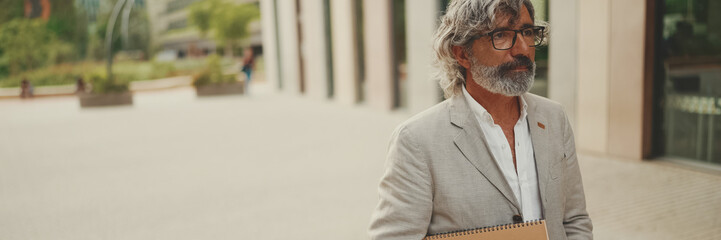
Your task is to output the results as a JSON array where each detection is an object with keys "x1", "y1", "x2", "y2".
[{"x1": 513, "y1": 214, "x2": 523, "y2": 223}]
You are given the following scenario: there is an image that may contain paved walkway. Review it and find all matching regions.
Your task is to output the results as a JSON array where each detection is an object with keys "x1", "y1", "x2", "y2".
[{"x1": 0, "y1": 84, "x2": 719, "y2": 240}]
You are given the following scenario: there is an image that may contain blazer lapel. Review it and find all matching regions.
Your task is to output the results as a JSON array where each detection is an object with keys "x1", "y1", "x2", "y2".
[
  {"x1": 449, "y1": 95, "x2": 521, "y2": 212},
  {"x1": 524, "y1": 93, "x2": 552, "y2": 215}
]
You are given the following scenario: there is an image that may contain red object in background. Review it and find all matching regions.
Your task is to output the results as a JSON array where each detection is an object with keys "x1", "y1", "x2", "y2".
[{"x1": 24, "y1": 0, "x2": 51, "y2": 21}]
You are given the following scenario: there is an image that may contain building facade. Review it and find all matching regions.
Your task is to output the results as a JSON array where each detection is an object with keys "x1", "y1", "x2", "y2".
[{"x1": 259, "y1": 0, "x2": 721, "y2": 169}]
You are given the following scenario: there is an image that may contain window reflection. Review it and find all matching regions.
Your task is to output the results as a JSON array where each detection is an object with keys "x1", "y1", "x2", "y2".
[{"x1": 659, "y1": 0, "x2": 721, "y2": 164}]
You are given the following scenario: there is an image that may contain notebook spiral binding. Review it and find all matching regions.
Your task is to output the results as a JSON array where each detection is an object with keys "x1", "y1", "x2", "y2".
[{"x1": 424, "y1": 219, "x2": 544, "y2": 240}]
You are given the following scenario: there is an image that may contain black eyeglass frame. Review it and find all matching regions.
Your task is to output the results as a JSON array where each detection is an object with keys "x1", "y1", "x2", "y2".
[{"x1": 468, "y1": 26, "x2": 547, "y2": 50}]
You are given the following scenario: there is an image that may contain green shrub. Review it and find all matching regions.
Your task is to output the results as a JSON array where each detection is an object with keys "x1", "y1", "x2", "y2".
[
  {"x1": 206, "y1": 54, "x2": 223, "y2": 83},
  {"x1": 192, "y1": 69, "x2": 212, "y2": 87},
  {"x1": 0, "y1": 64, "x2": 83, "y2": 87},
  {"x1": 0, "y1": 19, "x2": 57, "y2": 74},
  {"x1": 0, "y1": 61, "x2": 169, "y2": 88},
  {"x1": 221, "y1": 74, "x2": 237, "y2": 83},
  {"x1": 0, "y1": 58, "x2": 221, "y2": 88},
  {"x1": 87, "y1": 73, "x2": 130, "y2": 94},
  {"x1": 192, "y1": 54, "x2": 237, "y2": 86}
]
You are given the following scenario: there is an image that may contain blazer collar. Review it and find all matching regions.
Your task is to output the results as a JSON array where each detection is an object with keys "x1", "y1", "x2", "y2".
[
  {"x1": 449, "y1": 92, "x2": 554, "y2": 216},
  {"x1": 524, "y1": 93, "x2": 553, "y2": 216},
  {"x1": 449, "y1": 93, "x2": 521, "y2": 212}
]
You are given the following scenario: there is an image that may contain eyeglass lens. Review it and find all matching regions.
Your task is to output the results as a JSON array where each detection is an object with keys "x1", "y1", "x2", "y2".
[{"x1": 491, "y1": 28, "x2": 544, "y2": 50}]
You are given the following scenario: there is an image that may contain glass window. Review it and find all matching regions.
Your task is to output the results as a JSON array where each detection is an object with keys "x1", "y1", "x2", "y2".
[
  {"x1": 655, "y1": 0, "x2": 721, "y2": 165},
  {"x1": 355, "y1": 0, "x2": 365, "y2": 103},
  {"x1": 324, "y1": 0, "x2": 334, "y2": 98},
  {"x1": 392, "y1": 0, "x2": 407, "y2": 108}
]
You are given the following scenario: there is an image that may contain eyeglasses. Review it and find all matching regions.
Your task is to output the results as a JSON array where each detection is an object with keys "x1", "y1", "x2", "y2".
[{"x1": 469, "y1": 26, "x2": 546, "y2": 50}]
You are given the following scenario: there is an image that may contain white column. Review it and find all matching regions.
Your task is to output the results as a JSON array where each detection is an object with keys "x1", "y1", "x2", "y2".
[
  {"x1": 406, "y1": 0, "x2": 441, "y2": 114},
  {"x1": 548, "y1": 0, "x2": 579, "y2": 129},
  {"x1": 276, "y1": 0, "x2": 301, "y2": 94},
  {"x1": 575, "y1": 0, "x2": 647, "y2": 159},
  {"x1": 260, "y1": 0, "x2": 280, "y2": 90},
  {"x1": 330, "y1": 0, "x2": 360, "y2": 105},
  {"x1": 576, "y1": 0, "x2": 610, "y2": 154},
  {"x1": 606, "y1": 0, "x2": 646, "y2": 159},
  {"x1": 363, "y1": 0, "x2": 394, "y2": 111},
  {"x1": 300, "y1": 0, "x2": 330, "y2": 100}
]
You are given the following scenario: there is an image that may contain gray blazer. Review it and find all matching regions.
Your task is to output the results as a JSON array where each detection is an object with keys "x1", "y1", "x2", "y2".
[{"x1": 369, "y1": 93, "x2": 592, "y2": 240}]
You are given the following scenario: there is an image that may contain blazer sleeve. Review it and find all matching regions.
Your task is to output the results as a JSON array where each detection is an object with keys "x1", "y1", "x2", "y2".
[
  {"x1": 369, "y1": 125, "x2": 433, "y2": 240},
  {"x1": 562, "y1": 114, "x2": 594, "y2": 240}
]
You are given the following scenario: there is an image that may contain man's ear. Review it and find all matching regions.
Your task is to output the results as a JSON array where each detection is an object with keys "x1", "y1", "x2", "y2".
[{"x1": 452, "y1": 45, "x2": 471, "y2": 69}]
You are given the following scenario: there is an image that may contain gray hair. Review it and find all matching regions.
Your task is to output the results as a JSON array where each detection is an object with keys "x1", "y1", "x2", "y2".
[{"x1": 433, "y1": 0, "x2": 542, "y2": 98}]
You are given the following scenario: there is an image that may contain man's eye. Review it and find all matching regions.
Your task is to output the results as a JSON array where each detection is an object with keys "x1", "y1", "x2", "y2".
[
  {"x1": 493, "y1": 32, "x2": 507, "y2": 40},
  {"x1": 522, "y1": 29, "x2": 534, "y2": 36}
]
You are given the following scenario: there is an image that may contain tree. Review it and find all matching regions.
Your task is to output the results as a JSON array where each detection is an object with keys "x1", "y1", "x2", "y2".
[
  {"x1": 212, "y1": 3, "x2": 259, "y2": 58},
  {"x1": 46, "y1": 0, "x2": 88, "y2": 62},
  {"x1": 0, "y1": 0, "x2": 24, "y2": 24},
  {"x1": 188, "y1": 1, "x2": 259, "y2": 58},
  {"x1": 0, "y1": 0, "x2": 27, "y2": 77},
  {"x1": 188, "y1": 0, "x2": 219, "y2": 38},
  {"x1": 0, "y1": 19, "x2": 57, "y2": 75}
]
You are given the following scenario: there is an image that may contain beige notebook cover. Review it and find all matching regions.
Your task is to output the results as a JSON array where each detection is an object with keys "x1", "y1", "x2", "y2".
[{"x1": 422, "y1": 220, "x2": 549, "y2": 240}]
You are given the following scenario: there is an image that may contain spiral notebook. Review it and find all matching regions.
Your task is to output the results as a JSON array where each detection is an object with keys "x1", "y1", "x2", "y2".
[{"x1": 422, "y1": 219, "x2": 548, "y2": 240}]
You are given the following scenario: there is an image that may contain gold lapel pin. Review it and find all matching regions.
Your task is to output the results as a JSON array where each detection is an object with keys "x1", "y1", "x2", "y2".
[{"x1": 537, "y1": 122, "x2": 545, "y2": 129}]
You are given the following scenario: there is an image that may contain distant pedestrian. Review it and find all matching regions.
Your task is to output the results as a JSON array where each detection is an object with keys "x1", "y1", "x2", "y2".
[
  {"x1": 75, "y1": 77, "x2": 86, "y2": 94},
  {"x1": 240, "y1": 48, "x2": 255, "y2": 93},
  {"x1": 20, "y1": 78, "x2": 33, "y2": 98}
]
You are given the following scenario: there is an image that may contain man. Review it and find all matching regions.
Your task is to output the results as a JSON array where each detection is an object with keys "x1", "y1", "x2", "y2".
[{"x1": 368, "y1": 0, "x2": 593, "y2": 239}]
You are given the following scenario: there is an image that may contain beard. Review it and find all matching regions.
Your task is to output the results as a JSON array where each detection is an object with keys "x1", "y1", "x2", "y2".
[{"x1": 469, "y1": 55, "x2": 536, "y2": 96}]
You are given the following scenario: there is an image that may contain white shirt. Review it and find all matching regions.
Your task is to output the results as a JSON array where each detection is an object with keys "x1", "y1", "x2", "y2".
[{"x1": 462, "y1": 87, "x2": 543, "y2": 221}]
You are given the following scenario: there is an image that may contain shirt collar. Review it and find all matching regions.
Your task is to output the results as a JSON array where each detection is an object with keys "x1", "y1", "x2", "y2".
[{"x1": 461, "y1": 85, "x2": 528, "y2": 124}]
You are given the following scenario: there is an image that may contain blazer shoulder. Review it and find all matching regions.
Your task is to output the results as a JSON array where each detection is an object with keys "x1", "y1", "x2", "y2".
[{"x1": 393, "y1": 99, "x2": 454, "y2": 139}]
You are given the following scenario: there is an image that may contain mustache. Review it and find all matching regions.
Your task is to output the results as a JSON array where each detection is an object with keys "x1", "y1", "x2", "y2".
[{"x1": 498, "y1": 56, "x2": 534, "y2": 74}]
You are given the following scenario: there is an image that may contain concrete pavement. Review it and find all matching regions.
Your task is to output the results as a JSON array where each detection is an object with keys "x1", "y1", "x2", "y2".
[{"x1": 0, "y1": 83, "x2": 719, "y2": 239}]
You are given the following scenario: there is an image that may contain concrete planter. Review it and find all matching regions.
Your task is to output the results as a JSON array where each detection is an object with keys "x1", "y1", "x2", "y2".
[
  {"x1": 79, "y1": 92, "x2": 133, "y2": 107},
  {"x1": 195, "y1": 82, "x2": 245, "y2": 97}
]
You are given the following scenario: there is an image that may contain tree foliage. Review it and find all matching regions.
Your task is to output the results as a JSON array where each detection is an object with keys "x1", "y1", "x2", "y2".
[
  {"x1": 187, "y1": 1, "x2": 260, "y2": 57},
  {"x1": 47, "y1": 0, "x2": 89, "y2": 62},
  {"x1": 0, "y1": 1, "x2": 89, "y2": 77},
  {"x1": 87, "y1": 72, "x2": 130, "y2": 94},
  {"x1": 0, "y1": 0, "x2": 24, "y2": 24},
  {"x1": 123, "y1": 8, "x2": 152, "y2": 57},
  {"x1": 46, "y1": 0, "x2": 78, "y2": 42},
  {"x1": 0, "y1": 19, "x2": 58, "y2": 75},
  {"x1": 188, "y1": 0, "x2": 219, "y2": 38},
  {"x1": 213, "y1": 4, "x2": 259, "y2": 46}
]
